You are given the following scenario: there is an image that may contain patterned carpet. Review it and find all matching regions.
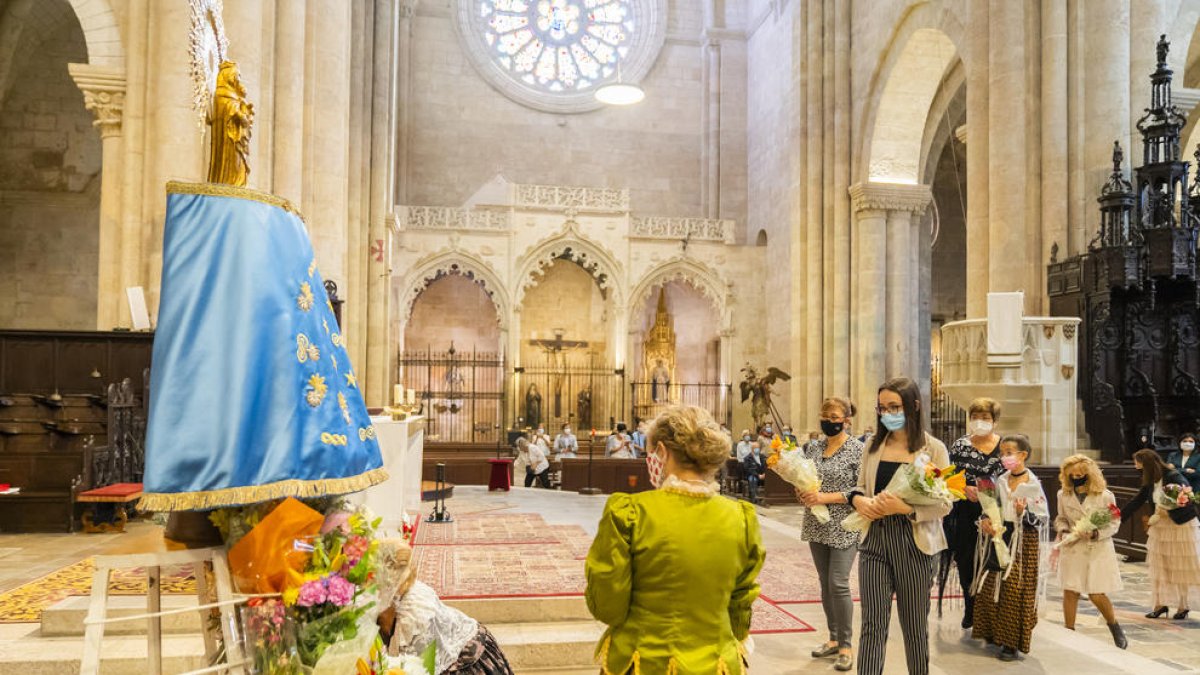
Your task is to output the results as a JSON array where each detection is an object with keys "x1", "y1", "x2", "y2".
[
  {"x1": 412, "y1": 511, "x2": 815, "y2": 634},
  {"x1": 0, "y1": 557, "x2": 197, "y2": 623}
]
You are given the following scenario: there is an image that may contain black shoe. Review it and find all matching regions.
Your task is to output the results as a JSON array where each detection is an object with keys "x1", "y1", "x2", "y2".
[
  {"x1": 1108, "y1": 622, "x2": 1128, "y2": 650},
  {"x1": 998, "y1": 647, "x2": 1018, "y2": 662},
  {"x1": 1175, "y1": 609, "x2": 1190, "y2": 620},
  {"x1": 1147, "y1": 606, "x2": 1169, "y2": 618},
  {"x1": 961, "y1": 615, "x2": 973, "y2": 629}
]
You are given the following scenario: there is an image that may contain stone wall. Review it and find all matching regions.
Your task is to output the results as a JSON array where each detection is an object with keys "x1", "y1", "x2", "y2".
[
  {"x1": 631, "y1": 280, "x2": 719, "y2": 383},
  {"x1": 0, "y1": 0, "x2": 99, "y2": 329},
  {"x1": 403, "y1": 2, "x2": 725, "y2": 219},
  {"x1": 519, "y1": 260, "x2": 610, "y2": 365},
  {"x1": 404, "y1": 274, "x2": 501, "y2": 354}
]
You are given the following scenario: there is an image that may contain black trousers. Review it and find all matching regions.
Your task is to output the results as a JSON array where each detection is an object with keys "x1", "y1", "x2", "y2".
[
  {"x1": 948, "y1": 500, "x2": 983, "y2": 622},
  {"x1": 525, "y1": 468, "x2": 550, "y2": 488}
]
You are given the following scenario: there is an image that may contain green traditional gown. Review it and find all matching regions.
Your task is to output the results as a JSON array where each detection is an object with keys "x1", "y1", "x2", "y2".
[{"x1": 585, "y1": 481, "x2": 765, "y2": 674}]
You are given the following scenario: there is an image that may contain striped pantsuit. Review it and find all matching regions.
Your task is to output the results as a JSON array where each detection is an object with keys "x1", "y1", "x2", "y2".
[{"x1": 857, "y1": 515, "x2": 936, "y2": 675}]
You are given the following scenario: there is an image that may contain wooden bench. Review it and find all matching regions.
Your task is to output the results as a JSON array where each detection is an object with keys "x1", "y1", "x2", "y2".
[{"x1": 76, "y1": 482, "x2": 143, "y2": 533}]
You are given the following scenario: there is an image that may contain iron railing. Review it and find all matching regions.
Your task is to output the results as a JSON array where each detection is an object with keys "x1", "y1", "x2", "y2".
[
  {"x1": 399, "y1": 346, "x2": 506, "y2": 443},
  {"x1": 930, "y1": 352, "x2": 966, "y2": 446},
  {"x1": 630, "y1": 382, "x2": 733, "y2": 428}
]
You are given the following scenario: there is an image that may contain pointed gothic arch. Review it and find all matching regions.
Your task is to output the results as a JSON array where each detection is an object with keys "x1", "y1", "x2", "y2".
[
  {"x1": 629, "y1": 257, "x2": 731, "y2": 331},
  {"x1": 398, "y1": 249, "x2": 510, "y2": 330},
  {"x1": 514, "y1": 220, "x2": 625, "y2": 308}
]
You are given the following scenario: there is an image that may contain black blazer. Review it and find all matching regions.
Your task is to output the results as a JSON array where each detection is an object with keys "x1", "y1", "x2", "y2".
[
  {"x1": 1167, "y1": 451, "x2": 1200, "y2": 491},
  {"x1": 743, "y1": 453, "x2": 767, "y2": 477},
  {"x1": 1122, "y1": 469, "x2": 1199, "y2": 525}
]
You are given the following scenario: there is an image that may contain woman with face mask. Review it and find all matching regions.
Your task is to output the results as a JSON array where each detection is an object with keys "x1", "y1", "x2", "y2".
[
  {"x1": 585, "y1": 406, "x2": 764, "y2": 674},
  {"x1": 970, "y1": 434, "x2": 1049, "y2": 661},
  {"x1": 1054, "y1": 454, "x2": 1126, "y2": 648},
  {"x1": 942, "y1": 397, "x2": 1005, "y2": 629},
  {"x1": 1121, "y1": 448, "x2": 1200, "y2": 621},
  {"x1": 845, "y1": 377, "x2": 952, "y2": 675},
  {"x1": 1167, "y1": 433, "x2": 1200, "y2": 493},
  {"x1": 796, "y1": 396, "x2": 862, "y2": 671}
]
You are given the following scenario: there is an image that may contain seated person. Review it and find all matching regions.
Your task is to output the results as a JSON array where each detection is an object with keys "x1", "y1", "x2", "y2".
[
  {"x1": 735, "y1": 430, "x2": 753, "y2": 461},
  {"x1": 554, "y1": 423, "x2": 579, "y2": 458},
  {"x1": 743, "y1": 441, "x2": 767, "y2": 503},
  {"x1": 377, "y1": 541, "x2": 515, "y2": 675}
]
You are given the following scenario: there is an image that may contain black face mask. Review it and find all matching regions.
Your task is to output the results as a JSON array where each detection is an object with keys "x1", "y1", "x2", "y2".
[
  {"x1": 1071, "y1": 476, "x2": 1088, "y2": 488},
  {"x1": 820, "y1": 420, "x2": 845, "y2": 437}
]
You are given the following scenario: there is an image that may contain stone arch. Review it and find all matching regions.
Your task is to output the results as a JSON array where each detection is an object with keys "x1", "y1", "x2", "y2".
[
  {"x1": 398, "y1": 250, "x2": 510, "y2": 330},
  {"x1": 857, "y1": 2, "x2": 965, "y2": 185},
  {"x1": 65, "y1": 0, "x2": 123, "y2": 68},
  {"x1": 628, "y1": 257, "x2": 731, "y2": 332},
  {"x1": 514, "y1": 220, "x2": 625, "y2": 308}
]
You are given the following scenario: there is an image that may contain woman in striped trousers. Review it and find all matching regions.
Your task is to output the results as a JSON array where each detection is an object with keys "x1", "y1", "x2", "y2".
[{"x1": 846, "y1": 378, "x2": 953, "y2": 675}]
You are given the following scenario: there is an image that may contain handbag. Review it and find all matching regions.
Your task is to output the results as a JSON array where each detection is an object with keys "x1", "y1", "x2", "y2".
[{"x1": 981, "y1": 521, "x2": 1015, "y2": 572}]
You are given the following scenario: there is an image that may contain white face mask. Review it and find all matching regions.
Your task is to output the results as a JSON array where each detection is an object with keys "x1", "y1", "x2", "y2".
[
  {"x1": 1184, "y1": 441, "x2": 1196, "y2": 453},
  {"x1": 968, "y1": 419, "x2": 994, "y2": 437},
  {"x1": 647, "y1": 449, "x2": 666, "y2": 488}
]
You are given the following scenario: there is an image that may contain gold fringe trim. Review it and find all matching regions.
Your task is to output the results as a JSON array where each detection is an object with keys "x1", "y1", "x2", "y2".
[
  {"x1": 166, "y1": 181, "x2": 305, "y2": 221},
  {"x1": 137, "y1": 466, "x2": 389, "y2": 512}
]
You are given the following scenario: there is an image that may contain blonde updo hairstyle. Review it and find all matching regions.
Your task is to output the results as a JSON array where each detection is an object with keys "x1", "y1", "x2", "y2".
[{"x1": 648, "y1": 405, "x2": 730, "y2": 475}]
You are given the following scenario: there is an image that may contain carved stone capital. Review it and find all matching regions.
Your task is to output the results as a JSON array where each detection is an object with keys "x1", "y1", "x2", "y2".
[
  {"x1": 68, "y1": 63, "x2": 126, "y2": 139},
  {"x1": 848, "y1": 182, "x2": 933, "y2": 215},
  {"x1": 399, "y1": 0, "x2": 419, "y2": 20}
]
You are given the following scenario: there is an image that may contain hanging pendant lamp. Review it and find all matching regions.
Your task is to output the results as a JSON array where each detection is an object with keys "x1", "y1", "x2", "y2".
[{"x1": 595, "y1": 63, "x2": 645, "y2": 105}]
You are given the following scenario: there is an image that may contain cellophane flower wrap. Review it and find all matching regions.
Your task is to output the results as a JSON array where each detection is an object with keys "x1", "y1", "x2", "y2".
[
  {"x1": 240, "y1": 598, "x2": 305, "y2": 675},
  {"x1": 842, "y1": 454, "x2": 966, "y2": 532},
  {"x1": 767, "y1": 437, "x2": 829, "y2": 523},
  {"x1": 975, "y1": 478, "x2": 1011, "y2": 569},
  {"x1": 1054, "y1": 502, "x2": 1121, "y2": 549},
  {"x1": 1157, "y1": 483, "x2": 1194, "y2": 510},
  {"x1": 355, "y1": 635, "x2": 435, "y2": 675},
  {"x1": 285, "y1": 505, "x2": 384, "y2": 668}
]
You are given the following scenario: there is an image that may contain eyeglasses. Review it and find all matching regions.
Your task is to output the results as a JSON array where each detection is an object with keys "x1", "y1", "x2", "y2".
[{"x1": 875, "y1": 405, "x2": 904, "y2": 415}]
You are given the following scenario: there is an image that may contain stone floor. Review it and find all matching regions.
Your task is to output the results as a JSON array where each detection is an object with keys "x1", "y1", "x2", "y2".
[{"x1": 0, "y1": 490, "x2": 1198, "y2": 673}]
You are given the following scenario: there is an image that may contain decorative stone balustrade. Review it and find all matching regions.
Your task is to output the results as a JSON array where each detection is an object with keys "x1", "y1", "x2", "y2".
[
  {"x1": 630, "y1": 217, "x2": 735, "y2": 243},
  {"x1": 939, "y1": 317, "x2": 1082, "y2": 463},
  {"x1": 512, "y1": 183, "x2": 630, "y2": 212},
  {"x1": 397, "y1": 206, "x2": 510, "y2": 232}
]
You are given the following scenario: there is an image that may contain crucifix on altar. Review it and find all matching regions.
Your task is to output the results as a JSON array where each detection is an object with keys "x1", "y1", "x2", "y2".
[{"x1": 529, "y1": 328, "x2": 589, "y2": 419}]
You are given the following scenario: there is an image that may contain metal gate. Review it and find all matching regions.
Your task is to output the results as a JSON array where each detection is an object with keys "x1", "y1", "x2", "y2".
[
  {"x1": 930, "y1": 352, "x2": 966, "y2": 446},
  {"x1": 630, "y1": 382, "x2": 732, "y2": 428},
  {"x1": 398, "y1": 345, "x2": 506, "y2": 443},
  {"x1": 514, "y1": 352, "x2": 624, "y2": 432}
]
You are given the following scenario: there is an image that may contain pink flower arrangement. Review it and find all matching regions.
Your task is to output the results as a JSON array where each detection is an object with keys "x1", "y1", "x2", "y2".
[
  {"x1": 325, "y1": 574, "x2": 354, "y2": 607},
  {"x1": 342, "y1": 535, "x2": 369, "y2": 569},
  {"x1": 319, "y1": 510, "x2": 351, "y2": 535},
  {"x1": 295, "y1": 579, "x2": 328, "y2": 607}
]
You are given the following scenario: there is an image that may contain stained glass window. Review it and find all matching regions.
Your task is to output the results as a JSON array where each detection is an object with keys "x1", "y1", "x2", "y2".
[{"x1": 479, "y1": 0, "x2": 634, "y2": 93}]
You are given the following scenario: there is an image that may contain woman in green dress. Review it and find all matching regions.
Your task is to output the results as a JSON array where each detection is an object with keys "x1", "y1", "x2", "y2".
[{"x1": 585, "y1": 405, "x2": 766, "y2": 674}]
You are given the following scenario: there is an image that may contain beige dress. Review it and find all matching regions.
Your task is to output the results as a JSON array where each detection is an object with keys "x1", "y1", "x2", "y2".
[
  {"x1": 1054, "y1": 489, "x2": 1123, "y2": 595},
  {"x1": 1146, "y1": 482, "x2": 1200, "y2": 609}
]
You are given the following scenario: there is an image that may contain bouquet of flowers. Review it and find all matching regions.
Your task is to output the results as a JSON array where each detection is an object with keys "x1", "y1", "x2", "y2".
[
  {"x1": 842, "y1": 455, "x2": 966, "y2": 532},
  {"x1": 240, "y1": 598, "x2": 305, "y2": 675},
  {"x1": 1157, "y1": 483, "x2": 1194, "y2": 510},
  {"x1": 975, "y1": 478, "x2": 1011, "y2": 570},
  {"x1": 284, "y1": 505, "x2": 383, "y2": 667},
  {"x1": 766, "y1": 437, "x2": 829, "y2": 523},
  {"x1": 355, "y1": 636, "x2": 435, "y2": 675},
  {"x1": 1054, "y1": 502, "x2": 1121, "y2": 549}
]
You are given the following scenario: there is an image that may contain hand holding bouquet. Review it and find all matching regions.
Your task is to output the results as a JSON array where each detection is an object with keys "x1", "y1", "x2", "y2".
[
  {"x1": 975, "y1": 479, "x2": 1011, "y2": 569},
  {"x1": 768, "y1": 438, "x2": 829, "y2": 523},
  {"x1": 842, "y1": 456, "x2": 966, "y2": 532},
  {"x1": 1055, "y1": 502, "x2": 1121, "y2": 549},
  {"x1": 1157, "y1": 483, "x2": 1193, "y2": 510}
]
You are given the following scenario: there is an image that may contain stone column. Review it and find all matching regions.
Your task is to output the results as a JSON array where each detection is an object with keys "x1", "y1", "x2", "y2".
[
  {"x1": 69, "y1": 64, "x2": 126, "y2": 330},
  {"x1": 394, "y1": 0, "x2": 418, "y2": 203},
  {"x1": 848, "y1": 191, "x2": 886, "y2": 409},
  {"x1": 849, "y1": 182, "x2": 932, "y2": 386},
  {"x1": 1083, "y1": 0, "x2": 1130, "y2": 238},
  {"x1": 272, "y1": 0, "x2": 306, "y2": 205},
  {"x1": 1042, "y1": 0, "x2": 1069, "y2": 286},
  {"x1": 965, "y1": 0, "x2": 990, "y2": 317},
  {"x1": 701, "y1": 34, "x2": 721, "y2": 219},
  {"x1": 1130, "y1": 0, "x2": 1170, "y2": 141},
  {"x1": 988, "y1": 0, "x2": 1034, "y2": 310},
  {"x1": 803, "y1": 0, "x2": 825, "y2": 418}
]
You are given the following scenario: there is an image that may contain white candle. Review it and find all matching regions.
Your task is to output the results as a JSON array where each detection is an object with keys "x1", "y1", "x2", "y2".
[
  {"x1": 393, "y1": 384, "x2": 402, "y2": 406},
  {"x1": 407, "y1": 388, "x2": 416, "y2": 404}
]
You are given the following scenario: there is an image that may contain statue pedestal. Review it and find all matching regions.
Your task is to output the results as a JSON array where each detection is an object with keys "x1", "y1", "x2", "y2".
[
  {"x1": 940, "y1": 316, "x2": 1081, "y2": 464},
  {"x1": 351, "y1": 415, "x2": 425, "y2": 527}
]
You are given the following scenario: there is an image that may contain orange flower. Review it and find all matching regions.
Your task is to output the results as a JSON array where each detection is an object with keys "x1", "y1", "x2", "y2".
[
  {"x1": 944, "y1": 469, "x2": 967, "y2": 500},
  {"x1": 766, "y1": 452, "x2": 781, "y2": 468},
  {"x1": 770, "y1": 436, "x2": 784, "y2": 451}
]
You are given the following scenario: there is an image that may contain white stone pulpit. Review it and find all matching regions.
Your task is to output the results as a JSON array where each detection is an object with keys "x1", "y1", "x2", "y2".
[
  {"x1": 352, "y1": 415, "x2": 425, "y2": 528},
  {"x1": 941, "y1": 295, "x2": 1082, "y2": 464}
]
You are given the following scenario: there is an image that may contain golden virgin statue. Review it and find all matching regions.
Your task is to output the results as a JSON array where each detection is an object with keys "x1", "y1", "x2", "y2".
[{"x1": 207, "y1": 60, "x2": 254, "y2": 186}]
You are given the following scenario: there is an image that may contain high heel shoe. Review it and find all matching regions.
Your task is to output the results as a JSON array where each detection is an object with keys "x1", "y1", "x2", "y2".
[
  {"x1": 1146, "y1": 606, "x2": 1169, "y2": 618},
  {"x1": 1108, "y1": 622, "x2": 1128, "y2": 650},
  {"x1": 1174, "y1": 609, "x2": 1190, "y2": 620}
]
